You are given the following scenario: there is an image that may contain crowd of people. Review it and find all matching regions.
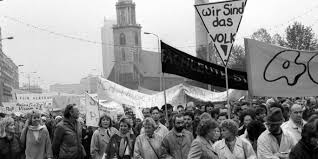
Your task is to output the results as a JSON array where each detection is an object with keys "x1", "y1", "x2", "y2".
[{"x1": 1, "y1": 96, "x2": 318, "y2": 159}]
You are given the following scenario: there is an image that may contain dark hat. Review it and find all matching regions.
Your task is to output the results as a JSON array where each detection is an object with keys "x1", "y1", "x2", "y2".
[{"x1": 265, "y1": 107, "x2": 284, "y2": 124}]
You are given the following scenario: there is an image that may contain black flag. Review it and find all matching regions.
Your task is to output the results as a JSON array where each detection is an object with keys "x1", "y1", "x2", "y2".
[{"x1": 161, "y1": 41, "x2": 248, "y2": 90}]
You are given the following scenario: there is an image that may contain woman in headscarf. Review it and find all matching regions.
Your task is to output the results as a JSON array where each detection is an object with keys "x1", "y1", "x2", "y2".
[
  {"x1": 21, "y1": 110, "x2": 53, "y2": 159},
  {"x1": 213, "y1": 119, "x2": 256, "y2": 159},
  {"x1": 91, "y1": 114, "x2": 118, "y2": 159},
  {"x1": 0, "y1": 116, "x2": 23, "y2": 159},
  {"x1": 134, "y1": 117, "x2": 163, "y2": 159},
  {"x1": 105, "y1": 116, "x2": 136, "y2": 159}
]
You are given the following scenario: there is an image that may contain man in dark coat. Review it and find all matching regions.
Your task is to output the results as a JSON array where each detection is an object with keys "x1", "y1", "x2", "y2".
[{"x1": 52, "y1": 104, "x2": 86, "y2": 159}]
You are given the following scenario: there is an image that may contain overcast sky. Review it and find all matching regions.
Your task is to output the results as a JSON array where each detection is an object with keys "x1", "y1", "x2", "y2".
[{"x1": 0, "y1": 0, "x2": 318, "y2": 89}]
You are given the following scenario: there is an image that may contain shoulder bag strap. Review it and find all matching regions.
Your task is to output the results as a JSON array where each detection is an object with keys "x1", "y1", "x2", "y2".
[{"x1": 146, "y1": 138, "x2": 160, "y2": 159}]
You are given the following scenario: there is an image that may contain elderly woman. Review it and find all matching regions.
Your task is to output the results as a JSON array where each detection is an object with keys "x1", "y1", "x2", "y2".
[
  {"x1": 21, "y1": 110, "x2": 53, "y2": 159},
  {"x1": 187, "y1": 118, "x2": 219, "y2": 159},
  {"x1": 105, "y1": 116, "x2": 136, "y2": 159},
  {"x1": 91, "y1": 114, "x2": 118, "y2": 159},
  {"x1": 134, "y1": 117, "x2": 163, "y2": 159},
  {"x1": 289, "y1": 116, "x2": 318, "y2": 159},
  {"x1": 214, "y1": 119, "x2": 256, "y2": 159},
  {"x1": 0, "y1": 116, "x2": 23, "y2": 159}
]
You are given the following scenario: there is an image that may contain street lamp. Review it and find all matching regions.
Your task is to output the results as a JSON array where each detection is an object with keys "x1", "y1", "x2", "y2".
[
  {"x1": 143, "y1": 32, "x2": 162, "y2": 91},
  {"x1": 0, "y1": 36, "x2": 14, "y2": 41}
]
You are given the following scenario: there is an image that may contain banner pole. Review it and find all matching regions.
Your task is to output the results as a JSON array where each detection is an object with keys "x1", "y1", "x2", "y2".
[
  {"x1": 97, "y1": 98, "x2": 101, "y2": 119},
  {"x1": 225, "y1": 66, "x2": 230, "y2": 118},
  {"x1": 163, "y1": 73, "x2": 168, "y2": 128}
]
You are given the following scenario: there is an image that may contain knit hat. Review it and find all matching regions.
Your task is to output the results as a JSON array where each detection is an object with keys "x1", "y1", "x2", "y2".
[{"x1": 265, "y1": 107, "x2": 284, "y2": 124}]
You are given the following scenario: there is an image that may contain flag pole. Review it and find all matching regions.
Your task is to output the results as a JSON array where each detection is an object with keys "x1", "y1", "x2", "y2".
[
  {"x1": 159, "y1": 40, "x2": 169, "y2": 128},
  {"x1": 225, "y1": 66, "x2": 230, "y2": 118}
]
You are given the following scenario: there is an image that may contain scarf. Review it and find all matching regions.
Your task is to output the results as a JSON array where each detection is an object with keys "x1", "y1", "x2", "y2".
[
  {"x1": 28, "y1": 125, "x2": 45, "y2": 143},
  {"x1": 118, "y1": 131, "x2": 131, "y2": 157}
]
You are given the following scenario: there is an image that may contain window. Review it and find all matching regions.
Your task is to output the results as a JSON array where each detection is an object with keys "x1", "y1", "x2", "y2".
[
  {"x1": 121, "y1": 48, "x2": 126, "y2": 61},
  {"x1": 135, "y1": 32, "x2": 139, "y2": 45},
  {"x1": 120, "y1": 33, "x2": 126, "y2": 45}
]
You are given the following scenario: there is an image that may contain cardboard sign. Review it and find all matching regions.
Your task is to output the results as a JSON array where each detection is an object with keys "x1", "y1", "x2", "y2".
[
  {"x1": 195, "y1": 0, "x2": 247, "y2": 66},
  {"x1": 245, "y1": 38, "x2": 318, "y2": 97}
]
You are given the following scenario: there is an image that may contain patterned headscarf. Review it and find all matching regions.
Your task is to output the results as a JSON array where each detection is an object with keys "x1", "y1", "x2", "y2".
[{"x1": 0, "y1": 116, "x2": 14, "y2": 137}]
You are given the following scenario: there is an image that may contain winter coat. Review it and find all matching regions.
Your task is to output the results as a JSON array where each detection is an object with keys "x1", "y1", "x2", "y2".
[
  {"x1": 21, "y1": 125, "x2": 53, "y2": 159},
  {"x1": 289, "y1": 139, "x2": 318, "y2": 159},
  {"x1": 90, "y1": 127, "x2": 118, "y2": 159},
  {"x1": 52, "y1": 118, "x2": 86, "y2": 159},
  {"x1": 257, "y1": 130, "x2": 295, "y2": 159},
  {"x1": 160, "y1": 128, "x2": 194, "y2": 159},
  {"x1": 134, "y1": 133, "x2": 163, "y2": 159},
  {"x1": 187, "y1": 136, "x2": 219, "y2": 159},
  {"x1": 105, "y1": 133, "x2": 136, "y2": 159},
  {"x1": 0, "y1": 135, "x2": 23, "y2": 159},
  {"x1": 213, "y1": 137, "x2": 256, "y2": 159}
]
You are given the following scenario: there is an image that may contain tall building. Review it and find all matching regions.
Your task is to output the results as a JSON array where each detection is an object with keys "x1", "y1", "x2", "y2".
[
  {"x1": 112, "y1": 0, "x2": 142, "y2": 89},
  {"x1": 0, "y1": 27, "x2": 19, "y2": 103},
  {"x1": 106, "y1": 0, "x2": 184, "y2": 91},
  {"x1": 101, "y1": 18, "x2": 116, "y2": 78}
]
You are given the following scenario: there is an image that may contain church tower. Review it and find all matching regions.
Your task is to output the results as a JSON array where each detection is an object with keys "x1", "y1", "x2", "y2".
[{"x1": 113, "y1": 0, "x2": 142, "y2": 89}]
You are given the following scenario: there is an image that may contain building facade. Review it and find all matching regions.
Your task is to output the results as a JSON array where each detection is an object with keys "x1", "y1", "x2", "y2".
[
  {"x1": 0, "y1": 27, "x2": 19, "y2": 103},
  {"x1": 19, "y1": 84, "x2": 43, "y2": 94}
]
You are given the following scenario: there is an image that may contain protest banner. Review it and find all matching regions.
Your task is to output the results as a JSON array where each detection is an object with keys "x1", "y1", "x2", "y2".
[
  {"x1": 97, "y1": 77, "x2": 246, "y2": 109},
  {"x1": 161, "y1": 41, "x2": 248, "y2": 90},
  {"x1": 97, "y1": 77, "x2": 150, "y2": 108},
  {"x1": 245, "y1": 38, "x2": 318, "y2": 97},
  {"x1": 16, "y1": 93, "x2": 54, "y2": 111},
  {"x1": 183, "y1": 84, "x2": 247, "y2": 102},
  {"x1": 194, "y1": 0, "x2": 247, "y2": 66},
  {"x1": 0, "y1": 102, "x2": 47, "y2": 114},
  {"x1": 85, "y1": 93, "x2": 99, "y2": 127}
]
